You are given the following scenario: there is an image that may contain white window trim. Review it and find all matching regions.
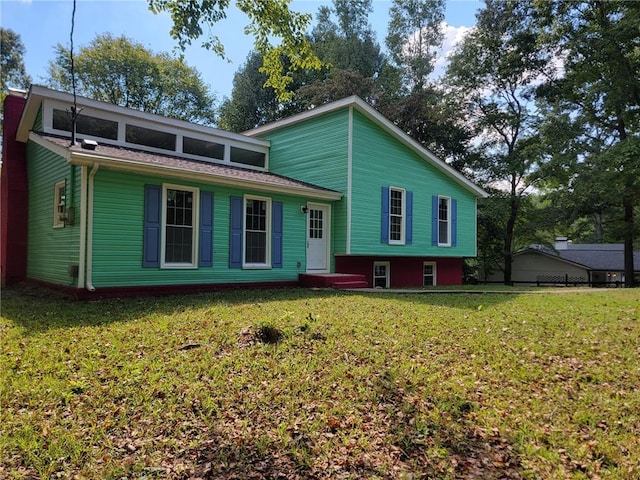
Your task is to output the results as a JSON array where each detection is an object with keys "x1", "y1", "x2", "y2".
[
  {"x1": 373, "y1": 261, "x2": 390, "y2": 289},
  {"x1": 438, "y1": 196, "x2": 451, "y2": 247},
  {"x1": 160, "y1": 184, "x2": 199, "y2": 269},
  {"x1": 389, "y1": 187, "x2": 406, "y2": 245},
  {"x1": 243, "y1": 194, "x2": 272, "y2": 269},
  {"x1": 53, "y1": 180, "x2": 66, "y2": 228},
  {"x1": 423, "y1": 261, "x2": 437, "y2": 287}
]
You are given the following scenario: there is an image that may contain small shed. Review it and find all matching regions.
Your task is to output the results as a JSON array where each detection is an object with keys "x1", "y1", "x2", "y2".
[{"x1": 483, "y1": 238, "x2": 640, "y2": 287}]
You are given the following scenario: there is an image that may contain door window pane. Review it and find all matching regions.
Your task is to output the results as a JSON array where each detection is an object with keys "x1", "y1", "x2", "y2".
[{"x1": 309, "y1": 209, "x2": 323, "y2": 239}]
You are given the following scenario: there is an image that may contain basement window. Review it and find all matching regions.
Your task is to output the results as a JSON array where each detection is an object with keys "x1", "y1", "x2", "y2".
[
  {"x1": 373, "y1": 261, "x2": 390, "y2": 288},
  {"x1": 423, "y1": 262, "x2": 436, "y2": 286}
]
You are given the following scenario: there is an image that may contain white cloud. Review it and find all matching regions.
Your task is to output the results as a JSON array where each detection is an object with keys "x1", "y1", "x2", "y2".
[{"x1": 431, "y1": 22, "x2": 473, "y2": 79}]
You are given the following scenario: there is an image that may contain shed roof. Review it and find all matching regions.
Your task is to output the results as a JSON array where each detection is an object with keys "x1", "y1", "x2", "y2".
[{"x1": 518, "y1": 244, "x2": 640, "y2": 272}]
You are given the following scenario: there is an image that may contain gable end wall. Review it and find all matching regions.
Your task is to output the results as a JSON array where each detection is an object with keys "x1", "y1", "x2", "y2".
[
  {"x1": 256, "y1": 109, "x2": 349, "y2": 257},
  {"x1": 350, "y1": 110, "x2": 477, "y2": 257}
]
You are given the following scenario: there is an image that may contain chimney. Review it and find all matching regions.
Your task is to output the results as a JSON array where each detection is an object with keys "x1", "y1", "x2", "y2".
[{"x1": 555, "y1": 236, "x2": 570, "y2": 250}]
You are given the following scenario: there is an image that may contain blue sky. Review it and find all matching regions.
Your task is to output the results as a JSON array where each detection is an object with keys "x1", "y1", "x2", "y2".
[{"x1": 1, "y1": 0, "x2": 482, "y2": 100}]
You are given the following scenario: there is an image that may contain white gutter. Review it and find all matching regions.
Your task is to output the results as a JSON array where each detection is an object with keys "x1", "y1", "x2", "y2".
[
  {"x1": 85, "y1": 164, "x2": 99, "y2": 291},
  {"x1": 77, "y1": 166, "x2": 87, "y2": 288}
]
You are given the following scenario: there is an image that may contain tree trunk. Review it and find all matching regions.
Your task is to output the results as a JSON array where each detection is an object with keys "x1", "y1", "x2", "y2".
[
  {"x1": 593, "y1": 212, "x2": 603, "y2": 242},
  {"x1": 623, "y1": 196, "x2": 636, "y2": 287},
  {"x1": 503, "y1": 194, "x2": 519, "y2": 286}
]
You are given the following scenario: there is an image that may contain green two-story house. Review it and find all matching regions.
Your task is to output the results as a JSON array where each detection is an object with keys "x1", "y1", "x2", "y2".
[{"x1": 1, "y1": 86, "x2": 486, "y2": 297}]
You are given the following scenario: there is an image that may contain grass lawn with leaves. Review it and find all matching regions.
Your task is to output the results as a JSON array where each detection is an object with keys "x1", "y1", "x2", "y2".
[{"x1": 1, "y1": 285, "x2": 639, "y2": 479}]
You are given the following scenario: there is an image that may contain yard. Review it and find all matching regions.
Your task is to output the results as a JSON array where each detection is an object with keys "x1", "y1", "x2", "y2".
[{"x1": 1, "y1": 285, "x2": 639, "y2": 479}]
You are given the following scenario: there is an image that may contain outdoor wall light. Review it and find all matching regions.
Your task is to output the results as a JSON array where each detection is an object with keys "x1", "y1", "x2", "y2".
[{"x1": 301, "y1": 205, "x2": 308, "y2": 214}]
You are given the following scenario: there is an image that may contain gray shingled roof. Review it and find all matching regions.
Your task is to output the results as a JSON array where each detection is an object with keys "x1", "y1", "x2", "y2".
[
  {"x1": 35, "y1": 133, "x2": 342, "y2": 199},
  {"x1": 521, "y1": 244, "x2": 640, "y2": 271},
  {"x1": 559, "y1": 246, "x2": 640, "y2": 271}
]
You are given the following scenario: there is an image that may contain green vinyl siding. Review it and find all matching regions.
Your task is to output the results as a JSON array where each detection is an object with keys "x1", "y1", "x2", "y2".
[
  {"x1": 259, "y1": 109, "x2": 349, "y2": 259},
  {"x1": 89, "y1": 169, "x2": 309, "y2": 288},
  {"x1": 34, "y1": 106, "x2": 43, "y2": 131},
  {"x1": 350, "y1": 110, "x2": 477, "y2": 257},
  {"x1": 26, "y1": 141, "x2": 81, "y2": 285}
]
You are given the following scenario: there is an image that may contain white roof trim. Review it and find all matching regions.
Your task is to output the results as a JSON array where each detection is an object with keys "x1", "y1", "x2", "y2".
[
  {"x1": 246, "y1": 96, "x2": 488, "y2": 198},
  {"x1": 17, "y1": 85, "x2": 270, "y2": 148},
  {"x1": 28, "y1": 132, "x2": 71, "y2": 160}
]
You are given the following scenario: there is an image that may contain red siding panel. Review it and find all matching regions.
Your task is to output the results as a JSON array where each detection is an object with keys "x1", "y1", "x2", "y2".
[
  {"x1": 335, "y1": 255, "x2": 463, "y2": 287},
  {"x1": 1, "y1": 94, "x2": 28, "y2": 286}
]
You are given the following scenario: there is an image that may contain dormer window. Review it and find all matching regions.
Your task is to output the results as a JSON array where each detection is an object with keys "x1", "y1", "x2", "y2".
[
  {"x1": 52, "y1": 108, "x2": 118, "y2": 140},
  {"x1": 231, "y1": 146, "x2": 266, "y2": 168},
  {"x1": 126, "y1": 124, "x2": 176, "y2": 151},
  {"x1": 44, "y1": 98, "x2": 269, "y2": 170},
  {"x1": 183, "y1": 136, "x2": 224, "y2": 160}
]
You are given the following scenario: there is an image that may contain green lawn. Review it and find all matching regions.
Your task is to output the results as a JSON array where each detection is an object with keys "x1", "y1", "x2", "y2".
[{"x1": 1, "y1": 285, "x2": 639, "y2": 479}]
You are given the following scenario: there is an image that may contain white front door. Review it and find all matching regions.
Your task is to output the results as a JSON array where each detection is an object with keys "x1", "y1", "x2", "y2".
[{"x1": 306, "y1": 204, "x2": 330, "y2": 272}]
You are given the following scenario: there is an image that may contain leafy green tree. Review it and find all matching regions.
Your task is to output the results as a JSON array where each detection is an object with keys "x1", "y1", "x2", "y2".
[
  {"x1": 298, "y1": 0, "x2": 390, "y2": 105},
  {"x1": 146, "y1": 0, "x2": 321, "y2": 100},
  {"x1": 219, "y1": 0, "x2": 392, "y2": 130},
  {"x1": 445, "y1": 0, "x2": 550, "y2": 285},
  {"x1": 47, "y1": 34, "x2": 217, "y2": 125},
  {"x1": 377, "y1": 0, "x2": 470, "y2": 169},
  {"x1": 386, "y1": 0, "x2": 445, "y2": 91},
  {"x1": 534, "y1": 0, "x2": 640, "y2": 286},
  {"x1": 1, "y1": 28, "x2": 32, "y2": 108},
  {"x1": 218, "y1": 51, "x2": 306, "y2": 132}
]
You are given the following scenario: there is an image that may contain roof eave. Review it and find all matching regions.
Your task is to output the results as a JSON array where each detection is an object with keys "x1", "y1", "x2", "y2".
[
  {"x1": 17, "y1": 85, "x2": 270, "y2": 148},
  {"x1": 516, "y1": 248, "x2": 591, "y2": 270},
  {"x1": 246, "y1": 96, "x2": 488, "y2": 199},
  {"x1": 68, "y1": 150, "x2": 342, "y2": 201}
]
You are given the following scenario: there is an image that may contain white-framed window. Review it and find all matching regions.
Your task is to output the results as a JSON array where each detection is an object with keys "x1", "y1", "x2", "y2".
[
  {"x1": 161, "y1": 184, "x2": 199, "y2": 268},
  {"x1": 423, "y1": 262, "x2": 437, "y2": 286},
  {"x1": 244, "y1": 195, "x2": 271, "y2": 268},
  {"x1": 438, "y1": 196, "x2": 451, "y2": 246},
  {"x1": 373, "y1": 261, "x2": 390, "y2": 288},
  {"x1": 389, "y1": 187, "x2": 405, "y2": 244},
  {"x1": 53, "y1": 180, "x2": 66, "y2": 228}
]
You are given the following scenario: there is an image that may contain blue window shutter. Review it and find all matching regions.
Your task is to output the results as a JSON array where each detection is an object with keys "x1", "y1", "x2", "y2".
[
  {"x1": 381, "y1": 186, "x2": 389, "y2": 243},
  {"x1": 143, "y1": 184, "x2": 161, "y2": 267},
  {"x1": 406, "y1": 190, "x2": 413, "y2": 245},
  {"x1": 431, "y1": 195, "x2": 438, "y2": 246},
  {"x1": 229, "y1": 196, "x2": 243, "y2": 268},
  {"x1": 272, "y1": 201, "x2": 283, "y2": 268},
  {"x1": 199, "y1": 191, "x2": 213, "y2": 267},
  {"x1": 451, "y1": 198, "x2": 458, "y2": 247}
]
